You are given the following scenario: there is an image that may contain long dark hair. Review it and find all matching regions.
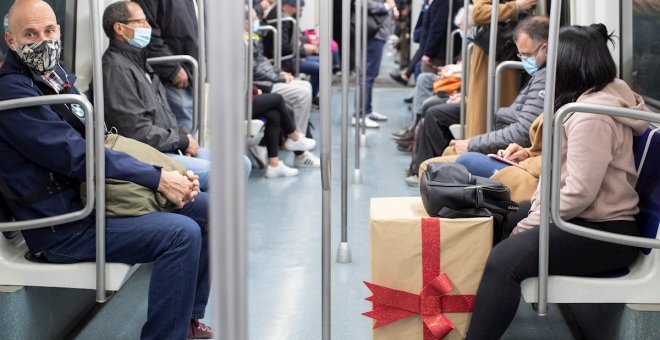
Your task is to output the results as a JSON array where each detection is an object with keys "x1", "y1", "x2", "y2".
[{"x1": 554, "y1": 24, "x2": 617, "y2": 109}]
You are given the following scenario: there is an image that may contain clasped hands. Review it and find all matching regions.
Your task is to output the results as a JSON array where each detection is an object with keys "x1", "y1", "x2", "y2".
[{"x1": 158, "y1": 170, "x2": 201, "y2": 209}]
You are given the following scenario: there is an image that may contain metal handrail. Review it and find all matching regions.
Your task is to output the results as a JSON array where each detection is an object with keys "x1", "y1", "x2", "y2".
[
  {"x1": 458, "y1": 0, "x2": 471, "y2": 140},
  {"x1": 276, "y1": 0, "x2": 283, "y2": 69},
  {"x1": 337, "y1": 0, "x2": 352, "y2": 264},
  {"x1": 294, "y1": 0, "x2": 302, "y2": 75},
  {"x1": 447, "y1": 28, "x2": 461, "y2": 65},
  {"x1": 210, "y1": 0, "x2": 247, "y2": 338},
  {"x1": 545, "y1": 104, "x2": 660, "y2": 248},
  {"x1": 197, "y1": 0, "x2": 207, "y2": 147},
  {"x1": 485, "y1": 0, "x2": 499, "y2": 132},
  {"x1": 492, "y1": 61, "x2": 523, "y2": 120},
  {"x1": 0, "y1": 95, "x2": 95, "y2": 232},
  {"x1": 267, "y1": 17, "x2": 298, "y2": 63},
  {"x1": 444, "y1": 0, "x2": 455, "y2": 64},
  {"x1": 537, "y1": 0, "x2": 562, "y2": 316},
  {"x1": 88, "y1": 0, "x2": 107, "y2": 303},
  {"x1": 246, "y1": 0, "x2": 255, "y2": 139},
  {"x1": 257, "y1": 25, "x2": 279, "y2": 65},
  {"x1": 353, "y1": 0, "x2": 364, "y2": 181},
  {"x1": 320, "y1": 0, "x2": 334, "y2": 338},
  {"x1": 146, "y1": 56, "x2": 200, "y2": 136}
]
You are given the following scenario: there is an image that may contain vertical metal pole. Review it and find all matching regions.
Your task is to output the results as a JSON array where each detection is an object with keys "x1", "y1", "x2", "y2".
[
  {"x1": 458, "y1": 0, "x2": 470, "y2": 140},
  {"x1": 320, "y1": 0, "x2": 334, "y2": 337},
  {"x1": 447, "y1": 29, "x2": 460, "y2": 67},
  {"x1": 537, "y1": 0, "x2": 562, "y2": 317},
  {"x1": 294, "y1": 0, "x2": 301, "y2": 76},
  {"x1": 89, "y1": 0, "x2": 106, "y2": 303},
  {"x1": 276, "y1": 0, "x2": 283, "y2": 69},
  {"x1": 360, "y1": 0, "x2": 368, "y2": 146},
  {"x1": 353, "y1": 0, "x2": 363, "y2": 183},
  {"x1": 197, "y1": 0, "x2": 207, "y2": 146},
  {"x1": 247, "y1": 1, "x2": 254, "y2": 138},
  {"x1": 445, "y1": 0, "x2": 455, "y2": 64},
  {"x1": 537, "y1": 0, "x2": 548, "y2": 16},
  {"x1": 210, "y1": 0, "x2": 247, "y2": 338},
  {"x1": 485, "y1": 0, "x2": 499, "y2": 133},
  {"x1": 337, "y1": 0, "x2": 352, "y2": 264}
]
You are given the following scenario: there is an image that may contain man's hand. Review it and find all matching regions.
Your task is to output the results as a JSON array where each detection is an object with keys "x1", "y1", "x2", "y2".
[
  {"x1": 421, "y1": 55, "x2": 431, "y2": 66},
  {"x1": 280, "y1": 71, "x2": 294, "y2": 83},
  {"x1": 186, "y1": 170, "x2": 201, "y2": 196},
  {"x1": 447, "y1": 93, "x2": 461, "y2": 104},
  {"x1": 157, "y1": 170, "x2": 196, "y2": 208},
  {"x1": 516, "y1": 0, "x2": 538, "y2": 11},
  {"x1": 172, "y1": 67, "x2": 190, "y2": 88},
  {"x1": 449, "y1": 139, "x2": 469, "y2": 155},
  {"x1": 499, "y1": 143, "x2": 529, "y2": 162},
  {"x1": 185, "y1": 134, "x2": 199, "y2": 157}
]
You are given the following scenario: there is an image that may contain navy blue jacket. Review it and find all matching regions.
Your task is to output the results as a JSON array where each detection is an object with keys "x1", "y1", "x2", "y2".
[
  {"x1": 421, "y1": 0, "x2": 461, "y2": 60},
  {"x1": 0, "y1": 51, "x2": 161, "y2": 252}
]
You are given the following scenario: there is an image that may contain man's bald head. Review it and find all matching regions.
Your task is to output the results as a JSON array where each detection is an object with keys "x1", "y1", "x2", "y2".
[{"x1": 5, "y1": 0, "x2": 59, "y2": 51}]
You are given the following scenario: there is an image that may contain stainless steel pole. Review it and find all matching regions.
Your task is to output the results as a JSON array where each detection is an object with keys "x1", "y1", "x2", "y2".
[
  {"x1": 294, "y1": 0, "x2": 301, "y2": 76},
  {"x1": 447, "y1": 29, "x2": 460, "y2": 66},
  {"x1": 354, "y1": 0, "x2": 363, "y2": 183},
  {"x1": 337, "y1": 0, "x2": 352, "y2": 264},
  {"x1": 445, "y1": 0, "x2": 455, "y2": 64},
  {"x1": 276, "y1": 0, "x2": 283, "y2": 69},
  {"x1": 494, "y1": 61, "x2": 523, "y2": 111},
  {"x1": 360, "y1": 0, "x2": 368, "y2": 146},
  {"x1": 458, "y1": 0, "x2": 470, "y2": 140},
  {"x1": 485, "y1": 0, "x2": 499, "y2": 133},
  {"x1": 210, "y1": 0, "x2": 247, "y2": 338},
  {"x1": 88, "y1": 0, "x2": 107, "y2": 303},
  {"x1": 537, "y1": 0, "x2": 562, "y2": 317},
  {"x1": 197, "y1": 0, "x2": 207, "y2": 146},
  {"x1": 320, "y1": 0, "x2": 334, "y2": 337},
  {"x1": 537, "y1": 0, "x2": 548, "y2": 16},
  {"x1": 247, "y1": 1, "x2": 254, "y2": 139}
]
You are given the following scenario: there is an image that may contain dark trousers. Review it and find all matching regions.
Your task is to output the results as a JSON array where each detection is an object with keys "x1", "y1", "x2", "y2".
[
  {"x1": 466, "y1": 217, "x2": 640, "y2": 339},
  {"x1": 364, "y1": 38, "x2": 386, "y2": 114},
  {"x1": 252, "y1": 93, "x2": 297, "y2": 158},
  {"x1": 413, "y1": 103, "x2": 461, "y2": 174}
]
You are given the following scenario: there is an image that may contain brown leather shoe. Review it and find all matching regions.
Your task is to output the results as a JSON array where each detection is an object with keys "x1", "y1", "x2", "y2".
[{"x1": 188, "y1": 319, "x2": 213, "y2": 339}]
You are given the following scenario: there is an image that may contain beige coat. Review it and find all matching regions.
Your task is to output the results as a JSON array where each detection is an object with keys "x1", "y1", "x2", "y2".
[{"x1": 465, "y1": 0, "x2": 522, "y2": 138}]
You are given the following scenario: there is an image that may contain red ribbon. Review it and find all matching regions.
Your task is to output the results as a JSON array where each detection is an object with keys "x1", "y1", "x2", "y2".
[{"x1": 363, "y1": 218, "x2": 476, "y2": 339}]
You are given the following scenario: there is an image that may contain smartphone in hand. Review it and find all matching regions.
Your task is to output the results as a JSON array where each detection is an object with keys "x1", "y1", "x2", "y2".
[{"x1": 488, "y1": 154, "x2": 527, "y2": 170}]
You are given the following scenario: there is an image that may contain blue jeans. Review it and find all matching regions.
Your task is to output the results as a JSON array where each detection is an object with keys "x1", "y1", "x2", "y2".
[
  {"x1": 167, "y1": 150, "x2": 252, "y2": 191},
  {"x1": 299, "y1": 56, "x2": 320, "y2": 98},
  {"x1": 456, "y1": 152, "x2": 509, "y2": 177},
  {"x1": 43, "y1": 192, "x2": 211, "y2": 340},
  {"x1": 164, "y1": 83, "x2": 194, "y2": 133},
  {"x1": 365, "y1": 38, "x2": 386, "y2": 114}
]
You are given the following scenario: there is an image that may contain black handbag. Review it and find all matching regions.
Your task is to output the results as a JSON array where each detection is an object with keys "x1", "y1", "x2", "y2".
[{"x1": 419, "y1": 162, "x2": 518, "y2": 218}]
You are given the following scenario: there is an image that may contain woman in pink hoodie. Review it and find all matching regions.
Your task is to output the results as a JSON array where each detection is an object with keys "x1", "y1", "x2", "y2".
[{"x1": 466, "y1": 24, "x2": 651, "y2": 339}]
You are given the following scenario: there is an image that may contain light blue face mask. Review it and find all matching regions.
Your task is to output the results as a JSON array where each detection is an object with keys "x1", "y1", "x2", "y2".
[
  {"x1": 521, "y1": 56, "x2": 539, "y2": 76},
  {"x1": 126, "y1": 26, "x2": 152, "y2": 49},
  {"x1": 252, "y1": 20, "x2": 261, "y2": 33}
]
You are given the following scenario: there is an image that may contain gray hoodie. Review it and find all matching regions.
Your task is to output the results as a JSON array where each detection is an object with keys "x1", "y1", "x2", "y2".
[{"x1": 514, "y1": 79, "x2": 651, "y2": 234}]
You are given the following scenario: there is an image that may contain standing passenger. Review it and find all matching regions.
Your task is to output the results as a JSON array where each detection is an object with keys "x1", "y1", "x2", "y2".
[{"x1": 0, "y1": 1, "x2": 213, "y2": 338}]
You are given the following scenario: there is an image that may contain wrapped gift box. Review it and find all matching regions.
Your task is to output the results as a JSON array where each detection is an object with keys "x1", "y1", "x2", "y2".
[{"x1": 365, "y1": 197, "x2": 493, "y2": 339}]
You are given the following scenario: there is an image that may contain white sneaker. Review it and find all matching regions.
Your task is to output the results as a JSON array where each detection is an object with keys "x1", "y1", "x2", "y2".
[
  {"x1": 249, "y1": 145, "x2": 268, "y2": 169},
  {"x1": 284, "y1": 135, "x2": 316, "y2": 151},
  {"x1": 265, "y1": 161, "x2": 299, "y2": 178},
  {"x1": 294, "y1": 151, "x2": 321, "y2": 168},
  {"x1": 368, "y1": 111, "x2": 388, "y2": 121},
  {"x1": 351, "y1": 116, "x2": 380, "y2": 128}
]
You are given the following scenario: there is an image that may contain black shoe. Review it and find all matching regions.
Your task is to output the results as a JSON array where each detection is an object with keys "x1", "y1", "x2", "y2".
[
  {"x1": 403, "y1": 96, "x2": 413, "y2": 104},
  {"x1": 391, "y1": 128, "x2": 410, "y2": 138},
  {"x1": 389, "y1": 70, "x2": 408, "y2": 86}
]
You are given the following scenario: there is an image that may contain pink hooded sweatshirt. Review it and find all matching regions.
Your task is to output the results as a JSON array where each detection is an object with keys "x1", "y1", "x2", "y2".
[{"x1": 514, "y1": 79, "x2": 651, "y2": 234}]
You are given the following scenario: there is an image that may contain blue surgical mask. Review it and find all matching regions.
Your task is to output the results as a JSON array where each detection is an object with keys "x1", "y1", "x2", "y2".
[
  {"x1": 252, "y1": 20, "x2": 261, "y2": 33},
  {"x1": 126, "y1": 26, "x2": 152, "y2": 49},
  {"x1": 521, "y1": 56, "x2": 539, "y2": 76}
]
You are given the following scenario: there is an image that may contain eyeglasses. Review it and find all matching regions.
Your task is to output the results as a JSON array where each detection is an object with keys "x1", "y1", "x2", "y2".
[
  {"x1": 122, "y1": 18, "x2": 148, "y2": 26},
  {"x1": 517, "y1": 44, "x2": 545, "y2": 60}
]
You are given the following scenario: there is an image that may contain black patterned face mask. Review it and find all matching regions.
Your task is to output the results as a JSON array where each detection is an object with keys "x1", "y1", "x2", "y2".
[{"x1": 14, "y1": 39, "x2": 61, "y2": 75}]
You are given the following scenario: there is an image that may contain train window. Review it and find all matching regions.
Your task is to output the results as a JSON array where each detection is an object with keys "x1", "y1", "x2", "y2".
[
  {"x1": 0, "y1": 0, "x2": 76, "y2": 70},
  {"x1": 625, "y1": 0, "x2": 660, "y2": 109}
]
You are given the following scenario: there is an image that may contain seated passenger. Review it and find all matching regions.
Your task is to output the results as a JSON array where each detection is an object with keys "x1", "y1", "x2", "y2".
[
  {"x1": 0, "y1": 1, "x2": 212, "y2": 338},
  {"x1": 251, "y1": 88, "x2": 316, "y2": 178},
  {"x1": 101, "y1": 1, "x2": 218, "y2": 191},
  {"x1": 414, "y1": 16, "x2": 549, "y2": 183},
  {"x1": 465, "y1": 24, "x2": 650, "y2": 339},
  {"x1": 246, "y1": 8, "x2": 320, "y2": 168}
]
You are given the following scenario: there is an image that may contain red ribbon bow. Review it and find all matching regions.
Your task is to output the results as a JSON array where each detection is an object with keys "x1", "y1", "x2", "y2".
[{"x1": 363, "y1": 218, "x2": 475, "y2": 339}]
